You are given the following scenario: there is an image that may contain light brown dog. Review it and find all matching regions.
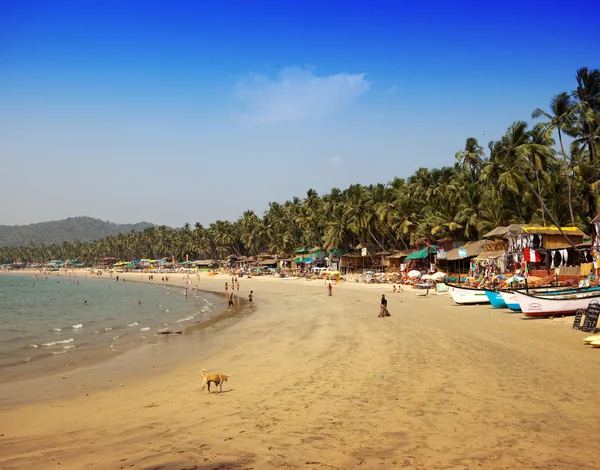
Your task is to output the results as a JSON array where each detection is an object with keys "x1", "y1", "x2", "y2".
[{"x1": 201, "y1": 368, "x2": 229, "y2": 393}]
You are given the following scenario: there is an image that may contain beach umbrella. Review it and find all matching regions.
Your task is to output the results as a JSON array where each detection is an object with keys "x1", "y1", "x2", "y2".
[
  {"x1": 407, "y1": 270, "x2": 422, "y2": 278},
  {"x1": 421, "y1": 274, "x2": 433, "y2": 280},
  {"x1": 431, "y1": 272, "x2": 446, "y2": 280},
  {"x1": 505, "y1": 275, "x2": 526, "y2": 283}
]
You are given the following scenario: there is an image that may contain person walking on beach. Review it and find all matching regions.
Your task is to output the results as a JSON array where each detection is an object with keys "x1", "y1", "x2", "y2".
[
  {"x1": 228, "y1": 292, "x2": 235, "y2": 311},
  {"x1": 327, "y1": 283, "x2": 333, "y2": 296},
  {"x1": 236, "y1": 280, "x2": 240, "y2": 293},
  {"x1": 225, "y1": 282, "x2": 228, "y2": 296},
  {"x1": 248, "y1": 290, "x2": 253, "y2": 310},
  {"x1": 379, "y1": 294, "x2": 390, "y2": 317}
]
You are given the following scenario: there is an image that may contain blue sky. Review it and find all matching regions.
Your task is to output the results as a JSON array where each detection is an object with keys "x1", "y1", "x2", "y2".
[{"x1": 1, "y1": 0, "x2": 598, "y2": 227}]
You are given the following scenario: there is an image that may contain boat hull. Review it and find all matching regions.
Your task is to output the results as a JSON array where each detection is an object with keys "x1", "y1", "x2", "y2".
[
  {"x1": 499, "y1": 285, "x2": 600, "y2": 312},
  {"x1": 513, "y1": 291, "x2": 600, "y2": 317},
  {"x1": 499, "y1": 291, "x2": 521, "y2": 311},
  {"x1": 484, "y1": 290, "x2": 507, "y2": 308},
  {"x1": 448, "y1": 285, "x2": 490, "y2": 305}
]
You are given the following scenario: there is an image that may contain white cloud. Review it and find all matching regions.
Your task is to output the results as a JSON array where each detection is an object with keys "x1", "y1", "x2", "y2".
[
  {"x1": 388, "y1": 85, "x2": 398, "y2": 93},
  {"x1": 329, "y1": 155, "x2": 343, "y2": 167},
  {"x1": 233, "y1": 67, "x2": 370, "y2": 123}
]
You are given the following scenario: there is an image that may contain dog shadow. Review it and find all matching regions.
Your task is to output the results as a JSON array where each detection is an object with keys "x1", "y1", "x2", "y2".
[{"x1": 200, "y1": 389, "x2": 235, "y2": 394}]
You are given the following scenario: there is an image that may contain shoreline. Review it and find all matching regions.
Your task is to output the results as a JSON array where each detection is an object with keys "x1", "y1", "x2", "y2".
[
  {"x1": 2, "y1": 272, "x2": 600, "y2": 469},
  {"x1": 0, "y1": 270, "x2": 249, "y2": 404}
]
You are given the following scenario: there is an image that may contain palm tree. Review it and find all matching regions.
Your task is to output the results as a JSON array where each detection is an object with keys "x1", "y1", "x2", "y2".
[
  {"x1": 522, "y1": 123, "x2": 556, "y2": 225},
  {"x1": 455, "y1": 137, "x2": 485, "y2": 181},
  {"x1": 572, "y1": 67, "x2": 600, "y2": 210},
  {"x1": 532, "y1": 92, "x2": 574, "y2": 157}
]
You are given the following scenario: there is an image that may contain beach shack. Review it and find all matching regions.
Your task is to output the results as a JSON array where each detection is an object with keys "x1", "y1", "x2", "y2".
[
  {"x1": 308, "y1": 246, "x2": 329, "y2": 267},
  {"x1": 402, "y1": 245, "x2": 438, "y2": 274},
  {"x1": 386, "y1": 251, "x2": 410, "y2": 272},
  {"x1": 503, "y1": 226, "x2": 592, "y2": 279},
  {"x1": 439, "y1": 240, "x2": 493, "y2": 276},
  {"x1": 339, "y1": 250, "x2": 382, "y2": 274}
]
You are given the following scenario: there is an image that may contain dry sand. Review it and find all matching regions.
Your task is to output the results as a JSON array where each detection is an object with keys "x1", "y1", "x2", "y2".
[{"x1": 1, "y1": 272, "x2": 600, "y2": 469}]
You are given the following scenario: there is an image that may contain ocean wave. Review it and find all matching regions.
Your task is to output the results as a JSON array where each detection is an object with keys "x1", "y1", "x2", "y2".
[
  {"x1": 127, "y1": 322, "x2": 138, "y2": 327},
  {"x1": 63, "y1": 345, "x2": 75, "y2": 350},
  {"x1": 113, "y1": 336, "x2": 120, "y2": 340},
  {"x1": 43, "y1": 338, "x2": 75, "y2": 347},
  {"x1": 53, "y1": 328, "x2": 62, "y2": 332},
  {"x1": 200, "y1": 306, "x2": 209, "y2": 313},
  {"x1": 140, "y1": 327, "x2": 150, "y2": 331},
  {"x1": 165, "y1": 309, "x2": 169, "y2": 312},
  {"x1": 104, "y1": 327, "x2": 112, "y2": 331},
  {"x1": 175, "y1": 316, "x2": 194, "y2": 323},
  {"x1": 52, "y1": 350, "x2": 67, "y2": 355},
  {"x1": 29, "y1": 344, "x2": 38, "y2": 348},
  {"x1": 72, "y1": 324, "x2": 83, "y2": 329}
]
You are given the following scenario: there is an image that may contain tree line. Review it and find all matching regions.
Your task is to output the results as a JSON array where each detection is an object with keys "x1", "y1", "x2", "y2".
[{"x1": 1, "y1": 67, "x2": 599, "y2": 265}]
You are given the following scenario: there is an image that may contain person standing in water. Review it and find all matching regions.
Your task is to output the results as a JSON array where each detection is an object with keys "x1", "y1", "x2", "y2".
[
  {"x1": 224, "y1": 282, "x2": 228, "y2": 296},
  {"x1": 228, "y1": 292, "x2": 235, "y2": 311},
  {"x1": 327, "y1": 283, "x2": 333, "y2": 296},
  {"x1": 248, "y1": 290, "x2": 253, "y2": 310}
]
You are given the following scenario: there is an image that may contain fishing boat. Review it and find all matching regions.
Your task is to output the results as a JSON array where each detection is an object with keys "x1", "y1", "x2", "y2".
[
  {"x1": 484, "y1": 289, "x2": 508, "y2": 308},
  {"x1": 500, "y1": 291, "x2": 521, "y2": 311},
  {"x1": 448, "y1": 284, "x2": 490, "y2": 305},
  {"x1": 512, "y1": 290, "x2": 600, "y2": 317},
  {"x1": 501, "y1": 285, "x2": 600, "y2": 312}
]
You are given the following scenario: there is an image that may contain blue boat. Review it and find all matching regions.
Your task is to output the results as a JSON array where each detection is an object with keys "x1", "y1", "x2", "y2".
[{"x1": 484, "y1": 289, "x2": 508, "y2": 308}]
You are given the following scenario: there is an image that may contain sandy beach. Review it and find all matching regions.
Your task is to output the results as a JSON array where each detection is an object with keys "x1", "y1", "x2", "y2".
[{"x1": 2, "y1": 272, "x2": 600, "y2": 469}]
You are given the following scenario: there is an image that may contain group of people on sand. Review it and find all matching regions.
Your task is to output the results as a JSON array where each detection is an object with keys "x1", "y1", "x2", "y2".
[
  {"x1": 225, "y1": 279, "x2": 253, "y2": 311},
  {"x1": 391, "y1": 285, "x2": 404, "y2": 293}
]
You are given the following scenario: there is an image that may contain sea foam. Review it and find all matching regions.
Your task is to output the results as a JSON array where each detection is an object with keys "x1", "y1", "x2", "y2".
[{"x1": 43, "y1": 338, "x2": 75, "y2": 347}]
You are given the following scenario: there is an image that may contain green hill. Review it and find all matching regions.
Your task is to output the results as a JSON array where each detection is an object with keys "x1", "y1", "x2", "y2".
[{"x1": 0, "y1": 217, "x2": 155, "y2": 248}]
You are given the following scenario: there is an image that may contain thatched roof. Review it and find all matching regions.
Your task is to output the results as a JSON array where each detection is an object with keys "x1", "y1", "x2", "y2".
[
  {"x1": 520, "y1": 226, "x2": 586, "y2": 237},
  {"x1": 387, "y1": 251, "x2": 411, "y2": 259},
  {"x1": 445, "y1": 240, "x2": 493, "y2": 261},
  {"x1": 193, "y1": 259, "x2": 217, "y2": 266},
  {"x1": 260, "y1": 259, "x2": 279, "y2": 266}
]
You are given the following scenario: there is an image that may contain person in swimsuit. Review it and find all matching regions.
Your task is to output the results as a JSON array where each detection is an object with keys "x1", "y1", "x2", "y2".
[
  {"x1": 248, "y1": 290, "x2": 253, "y2": 309},
  {"x1": 228, "y1": 292, "x2": 235, "y2": 311}
]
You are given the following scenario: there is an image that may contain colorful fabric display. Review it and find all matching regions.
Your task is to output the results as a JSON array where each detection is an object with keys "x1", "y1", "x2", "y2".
[{"x1": 524, "y1": 248, "x2": 542, "y2": 263}]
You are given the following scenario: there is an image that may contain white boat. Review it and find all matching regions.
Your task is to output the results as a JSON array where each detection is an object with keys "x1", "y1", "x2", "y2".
[
  {"x1": 448, "y1": 284, "x2": 490, "y2": 305},
  {"x1": 501, "y1": 285, "x2": 600, "y2": 313},
  {"x1": 512, "y1": 290, "x2": 600, "y2": 317}
]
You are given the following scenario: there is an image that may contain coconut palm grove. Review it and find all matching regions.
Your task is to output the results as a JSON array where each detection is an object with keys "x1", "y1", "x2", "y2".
[{"x1": 1, "y1": 67, "x2": 599, "y2": 265}]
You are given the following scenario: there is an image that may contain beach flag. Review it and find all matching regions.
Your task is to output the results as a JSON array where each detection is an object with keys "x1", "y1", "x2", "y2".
[{"x1": 524, "y1": 248, "x2": 542, "y2": 263}]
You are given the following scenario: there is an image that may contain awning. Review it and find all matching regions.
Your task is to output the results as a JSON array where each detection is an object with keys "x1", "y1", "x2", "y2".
[
  {"x1": 474, "y1": 250, "x2": 505, "y2": 260},
  {"x1": 445, "y1": 240, "x2": 492, "y2": 260},
  {"x1": 405, "y1": 246, "x2": 437, "y2": 260}
]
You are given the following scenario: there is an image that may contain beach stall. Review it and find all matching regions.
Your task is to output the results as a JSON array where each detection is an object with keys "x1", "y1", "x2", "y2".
[
  {"x1": 386, "y1": 251, "x2": 410, "y2": 273},
  {"x1": 404, "y1": 245, "x2": 437, "y2": 273}
]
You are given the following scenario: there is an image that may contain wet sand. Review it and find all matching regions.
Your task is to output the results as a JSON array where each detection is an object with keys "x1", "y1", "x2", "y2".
[{"x1": 1, "y1": 273, "x2": 600, "y2": 469}]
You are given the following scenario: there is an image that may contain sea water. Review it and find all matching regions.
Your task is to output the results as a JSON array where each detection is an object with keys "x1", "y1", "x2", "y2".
[{"x1": 0, "y1": 273, "x2": 224, "y2": 380}]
